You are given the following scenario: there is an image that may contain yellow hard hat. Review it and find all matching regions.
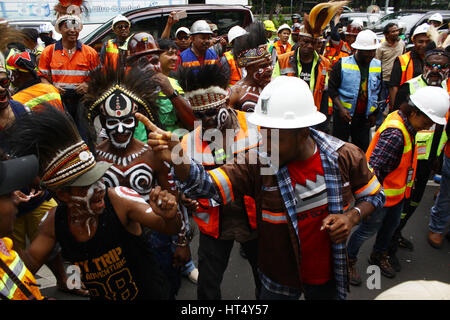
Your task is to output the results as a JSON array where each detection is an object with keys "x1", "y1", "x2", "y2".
[{"x1": 263, "y1": 20, "x2": 277, "y2": 32}]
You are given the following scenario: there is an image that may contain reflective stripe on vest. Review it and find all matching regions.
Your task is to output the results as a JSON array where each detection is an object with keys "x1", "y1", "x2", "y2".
[
  {"x1": 366, "y1": 111, "x2": 417, "y2": 207},
  {"x1": 12, "y1": 83, "x2": 64, "y2": 111},
  {"x1": 354, "y1": 173, "x2": 381, "y2": 199},
  {"x1": 262, "y1": 210, "x2": 287, "y2": 224},
  {"x1": 338, "y1": 55, "x2": 381, "y2": 117},
  {"x1": 0, "y1": 254, "x2": 25, "y2": 299}
]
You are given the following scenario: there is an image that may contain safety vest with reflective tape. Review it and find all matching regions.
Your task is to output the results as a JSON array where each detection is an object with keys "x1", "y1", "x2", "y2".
[
  {"x1": 338, "y1": 55, "x2": 382, "y2": 118},
  {"x1": 275, "y1": 50, "x2": 330, "y2": 111},
  {"x1": 324, "y1": 40, "x2": 352, "y2": 67},
  {"x1": 104, "y1": 39, "x2": 119, "y2": 68},
  {"x1": 224, "y1": 50, "x2": 242, "y2": 86},
  {"x1": 407, "y1": 75, "x2": 448, "y2": 160},
  {"x1": 366, "y1": 111, "x2": 418, "y2": 207},
  {"x1": 12, "y1": 82, "x2": 64, "y2": 112},
  {"x1": 272, "y1": 40, "x2": 292, "y2": 56},
  {"x1": 398, "y1": 51, "x2": 415, "y2": 86},
  {"x1": 0, "y1": 238, "x2": 43, "y2": 300},
  {"x1": 179, "y1": 48, "x2": 218, "y2": 69},
  {"x1": 180, "y1": 111, "x2": 260, "y2": 238}
]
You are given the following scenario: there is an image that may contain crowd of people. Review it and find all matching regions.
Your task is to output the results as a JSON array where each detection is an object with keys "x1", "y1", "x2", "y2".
[{"x1": 0, "y1": 0, "x2": 449, "y2": 300}]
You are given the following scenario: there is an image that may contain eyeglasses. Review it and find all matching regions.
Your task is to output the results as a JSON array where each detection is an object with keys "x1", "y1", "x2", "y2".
[
  {"x1": 193, "y1": 108, "x2": 217, "y2": 119},
  {"x1": 176, "y1": 34, "x2": 190, "y2": 40},
  {"x1": 425, "y1": 62, "x2": 450, "y2": 69},
  {"x1": 0, "y1": 78, "x2": 10, "y2": 88},
  {"x1": 115, "y1": 24, "x2": 130, "y2": 30}
]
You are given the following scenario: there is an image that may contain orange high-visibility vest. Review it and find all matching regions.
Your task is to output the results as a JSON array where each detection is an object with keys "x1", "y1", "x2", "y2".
[
  {"x1": 104, "y1": 39, "x2": 119, "y2": 69},
  {"x1": 0, "y1": 238, "x2": 44, "y2": 300},
  {"x1": 324, "y1": 40, "x2": 352, "y2": 67},
  {"x1": 12, "y1": 82, "x2": 64, "y2": 112},
  {"x1": 273, "y1": 40, "x2": 292, "y2": 56},
  {"x1": 224, "y1": 50, "x2": 242, "y2": 86},
  {"x1": 398, "y1": 51, "x2": 415, "y2": 86},
  {"x1": 366, "y1": 111, "x2": 418, "y2": 207},
  {"x1": 180, "y1": 111, "x2": 259, "y2": 238}
]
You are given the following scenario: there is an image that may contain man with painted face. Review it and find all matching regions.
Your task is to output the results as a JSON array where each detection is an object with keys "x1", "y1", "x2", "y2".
[
  {"x1": 144, "y1": 75, "x2": 385, "y2": 300},
  {"x1": 174, "y1": 63, "x2": 262, "y2": 300},
  {"x1": 228, "y1": 22, "x2": 273, "y2": 112},
  {"x1": 386, "y1": 47, "x2": 450, "y2": 267},
  {"x1": 6, "y1": 106, "x2": 182, "y2": 300},
  {"x1": 328, "y1": 30, "x2": 382, "y2": 152},
  {"x1": 84, "y1": 65, "x2": 192, "y2": 299}
]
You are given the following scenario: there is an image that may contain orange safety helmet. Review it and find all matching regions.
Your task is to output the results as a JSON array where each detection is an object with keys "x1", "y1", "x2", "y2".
[{"x1": 126, "y1": 32, "x2": 163, "y2": 63}]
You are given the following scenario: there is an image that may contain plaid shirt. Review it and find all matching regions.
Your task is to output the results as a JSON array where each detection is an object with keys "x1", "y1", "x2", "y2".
[
  {"x1": 368, "y1": 110, "x2": 417, "y2": 184},
  {"x1": 175, "y1": 129, "x2": 385, "y2": 300}
]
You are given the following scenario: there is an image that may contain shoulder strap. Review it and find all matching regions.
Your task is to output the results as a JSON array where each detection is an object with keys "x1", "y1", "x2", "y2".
[{"x1": 0, "y1": 258, "x2": 36, "y2": 300}]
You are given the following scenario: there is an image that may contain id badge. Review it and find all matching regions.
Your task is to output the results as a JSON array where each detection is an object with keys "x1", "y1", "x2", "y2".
[{"x1": 406, "y1": 167, "x2": 414, "y2": 184}]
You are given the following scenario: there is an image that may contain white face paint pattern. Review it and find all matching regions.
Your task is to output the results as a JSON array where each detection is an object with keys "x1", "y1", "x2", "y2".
[{"x1": 106, "y1": 116, "x2": 135, "y2": 149}]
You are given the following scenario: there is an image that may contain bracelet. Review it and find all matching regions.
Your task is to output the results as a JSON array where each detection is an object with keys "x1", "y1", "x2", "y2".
[{"x1": 353, "y1": 207, "x2": 362, "y2": 224}]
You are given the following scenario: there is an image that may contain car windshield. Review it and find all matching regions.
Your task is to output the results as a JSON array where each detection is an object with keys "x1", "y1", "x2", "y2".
[{"x1": 371, "y1": 12, "x2": 423, "y2": 33}]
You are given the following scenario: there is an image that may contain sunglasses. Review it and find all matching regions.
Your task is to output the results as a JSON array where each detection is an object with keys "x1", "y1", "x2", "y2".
[
  {"x1": 177, "y1": 34, "x2": 190, "y2": 40},
  {"x1": 0, "y1": 78, "x2": 10, "y2": 88},
  {"x1": 425, "y1": 62, "x2": 450, "y2": 69},
  {"x1": 193, "y1": 108, "x2": 217, "y2": 119},
  {"x1": 115, "y1": 24, "x2": 129, "y2": 30}
]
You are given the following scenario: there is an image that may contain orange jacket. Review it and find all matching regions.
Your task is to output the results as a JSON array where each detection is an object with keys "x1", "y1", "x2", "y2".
[
  {"x1": 367, "y1": 111, "x2": 418, "y2": 207},
  {"x1": 180, "y1": 111, "x2": 259, "y2": 238},
  {"x1": 12, "y1": 82, "x2": 64, "y2": 111},
  {"x1": 0, "y1": 238, "x2": 44, "y2": 300},
  {"x1": 273, "y1": 40, "x2": 292, "y2": 56},
  {"x1": 38, "y1": 40, "x2": 99, "y2": 90},
  {"x1": 398, "y1": 51, "x2": 415, "y2": 86},
  {"x1": 324, "y1": 40, "x2": 352, "y2": 67}
]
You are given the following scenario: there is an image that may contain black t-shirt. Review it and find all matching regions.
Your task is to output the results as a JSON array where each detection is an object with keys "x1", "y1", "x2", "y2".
[
  {"x1": 54, "y1": 189, "x2": 170, "y2": 301},
  {"x1": 299, "y1": 60, "x2": 313, "y2": 85}
]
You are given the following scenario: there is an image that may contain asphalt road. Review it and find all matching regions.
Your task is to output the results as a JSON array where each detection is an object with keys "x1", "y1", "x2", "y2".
[{"x1": 39, "y1": 184, "x2": 449, "y2": 301}]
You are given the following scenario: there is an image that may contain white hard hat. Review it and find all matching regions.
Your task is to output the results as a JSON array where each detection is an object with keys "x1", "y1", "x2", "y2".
[
  {"x1": 248, "y1": 76, "x2": 326, "y2": 129},
  {"x1": 375, "y1": 281, "x2": 450, "y2": 300},
  {"x1": 277, "y1": 24, "x2": 291, "y2": 34},
  {"x1": 428, "y1": 13, "x2": 443, "y2": 24},
  {"x1": 112, "y1": 14, "x2": 130, "y2": 30},
  {"x1": 175, "y1": 27, "x2": 190, "y2": 37},
  {"x1": 39, "y1": 22, "x2": 53, "y2": 34},
  {"x1": 190, "y1": 20, "x2": 212, "y2": 35},
  {"x1": 228, "y1": 25, "x2": 247, "y2": 44},
  {"x1": 351, "y1": 29, "x2": 381, "y2": 50},
  {"x1": 412, "y1": 23, "x2": 430, "y2": 39},
  {"x1": 410, "y1": 86, "x2": 449, "y2": 125}
]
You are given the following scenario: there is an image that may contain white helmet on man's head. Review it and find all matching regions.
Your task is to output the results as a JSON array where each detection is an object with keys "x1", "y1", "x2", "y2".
[
  {"x1": 351, "y1": 29, "x2": 381, "y2": 50},
  {"x1": 112, "y1": 14, "x2": 130, "y2": 30},
  {"x1": 409, "y1": 86, "x2": 449, "y2": 125},
  {"x1": 248, "y1": 76, "x2": 326, "y2": 129},
  {"x1": 428, "y1": 13, "x2": 443, "y2": 25},
  {"x1": 412, "y1": 23, "x2": 430, "y2": 40},
  {"x1": 228, "y1": 26, "x2": 247, "y2": 44},
  {"x1": 190, "y1": 20, "x2": 213, "y2": 35}
]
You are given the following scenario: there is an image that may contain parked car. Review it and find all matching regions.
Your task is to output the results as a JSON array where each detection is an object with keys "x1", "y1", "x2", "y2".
[
  {"x1": 369, "y1": 10, "x2": 450, "y2": 46},
  {"x1": 339, "y1": 12, "x2": 382, "y2": 28},
  {"x1": 82, "y1": 4, "x2": 254, "y2": 52}
]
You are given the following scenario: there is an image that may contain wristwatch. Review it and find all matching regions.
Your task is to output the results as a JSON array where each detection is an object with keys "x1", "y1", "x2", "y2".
[{"x1": 167, "y1": 89, "x2": 179, "y2": 100}]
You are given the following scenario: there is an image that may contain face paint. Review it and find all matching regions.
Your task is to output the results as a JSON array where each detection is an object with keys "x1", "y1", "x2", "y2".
[
  {"x1": 105, "y1": 116, "x2": 136, "y2": 149},
  {"x1": 216, "y1": 107, "x2": 230, "y2": 131},
  {"x1": 253, "y1": 64, "x2": 273, "y2": 87},
  {"x1": 423, "y1": 61, "x2": 449, "y2": 86}
]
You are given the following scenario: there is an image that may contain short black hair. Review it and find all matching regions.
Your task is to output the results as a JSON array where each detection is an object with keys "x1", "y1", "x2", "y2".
[
  {"x1": 383, "y1": 23, "x2": 398, "y2": 35},
  {"x1": 157, "y1": 38, "x2": 178, "y2": 51}
]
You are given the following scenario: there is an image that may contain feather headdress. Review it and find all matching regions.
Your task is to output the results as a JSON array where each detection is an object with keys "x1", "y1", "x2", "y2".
[
  {"x1": 177, "y1": 64, "x2": 230, "y2": 111},
  {"x1": 53, "y1": 0, "x2": 87, "y2": 34},
  {"x1": 301, "y1": 1, "x2": 349, "y2": 38},
  {"x1": 233, "y1": 22, "x2": 269, "y2": 68}
]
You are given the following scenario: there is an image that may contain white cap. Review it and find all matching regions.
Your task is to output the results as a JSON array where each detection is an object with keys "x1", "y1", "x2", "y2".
[
  {"x1": 412, "y1": 23, "x2": 430, "y2": 39},
  {"x1": 228, "y1": 26, "x2": 247, "y2": 44},
  {"x1": 351, "y1": 29, "x2": 381, "y2": 50},
  {"x1": 375, "y1": 281, "x2": 450, "y2": 300},
  {"x1": 277, "y1": 24, "x2": 291, "y2": 34},
  {"x1": 175, "y1": 27, "x2": 190, "y2": 37},
  {"x1": 112, "y1": 14, "x2": 130, "y2": 29},
  {"x1": 248, "y1": 76, "x2": 326, "y2": 129},
  {"x1": 409, "y1": 86, "x2": 449, "y2": 125},
  {"x1": 428, "y1": 13, "x2": 443, "y2": 24}
]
